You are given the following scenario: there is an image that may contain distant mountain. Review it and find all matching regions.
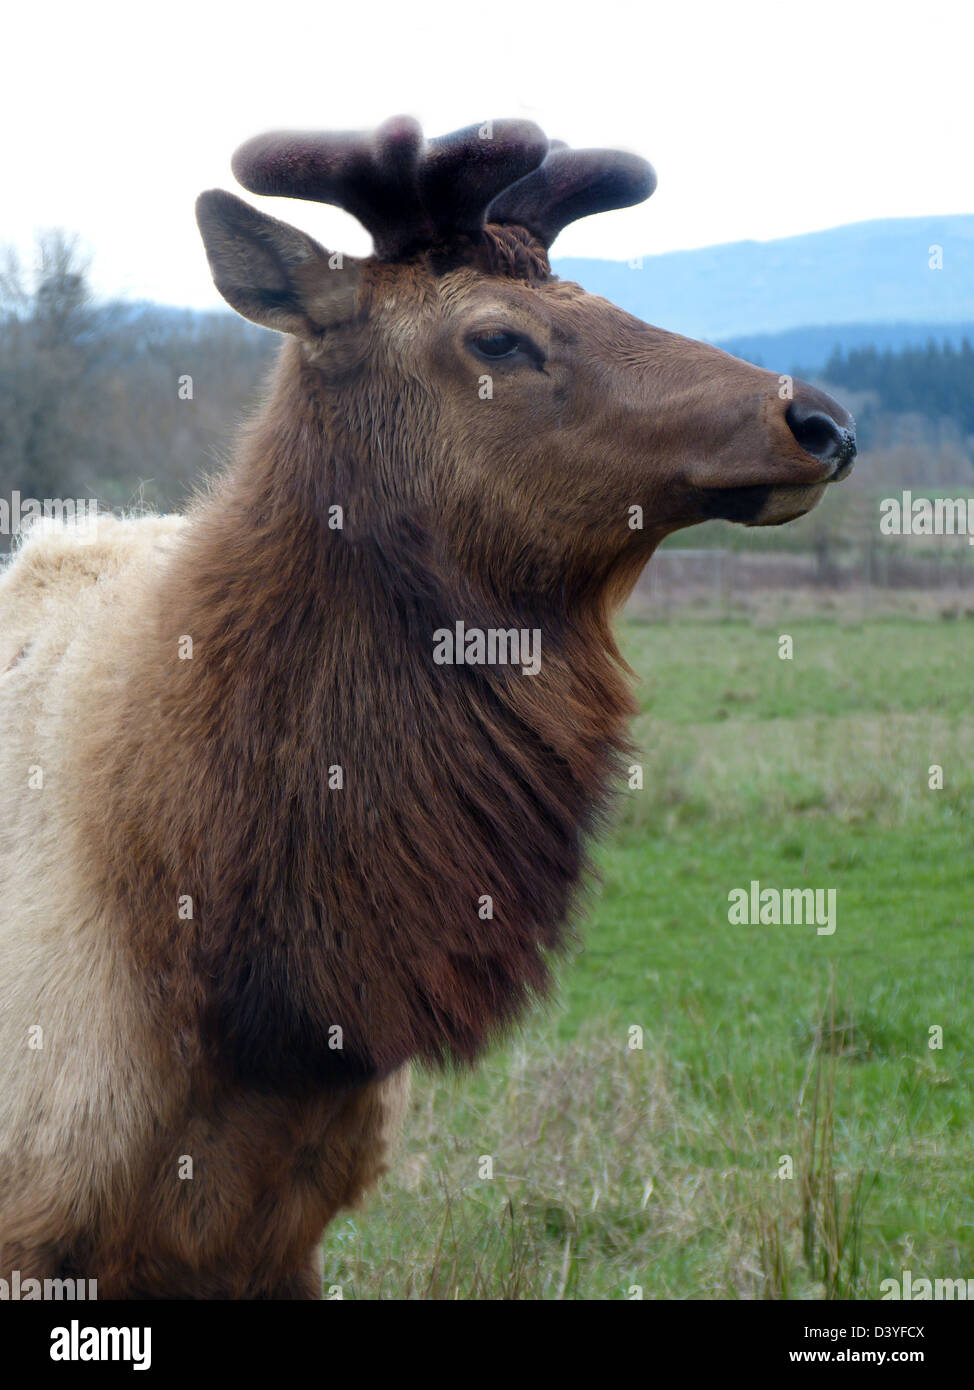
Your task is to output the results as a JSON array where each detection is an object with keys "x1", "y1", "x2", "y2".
[
  {"x1": 716, "y1": 321, "x2": 974, "y2": 375},
  {"x1": 552, "y1": 216, "x2": 974, "y2": 343}
]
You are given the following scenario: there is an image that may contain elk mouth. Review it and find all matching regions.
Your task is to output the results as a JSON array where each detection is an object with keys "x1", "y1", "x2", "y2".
[
  {"x1": 698, "y1": 476, "x2": 842, "y2": 527},
  {"x1": 698, "y1": 432, "x2": 855, "y2": 526},
  {"x1": 743, "y1": 483, "x2": 833, "y2": 527}
]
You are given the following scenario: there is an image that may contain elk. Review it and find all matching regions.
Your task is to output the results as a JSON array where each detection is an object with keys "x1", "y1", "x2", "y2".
[{"x1": 0, "y1": 116, "x2": 855, "y2": 1299}]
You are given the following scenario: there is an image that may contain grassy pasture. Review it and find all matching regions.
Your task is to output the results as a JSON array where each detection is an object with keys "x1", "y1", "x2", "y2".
[{"x1": 320, "y1": 615, "x2": 973, "y2": 1299}]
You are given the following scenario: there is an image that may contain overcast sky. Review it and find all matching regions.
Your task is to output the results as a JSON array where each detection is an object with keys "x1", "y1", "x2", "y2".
[{"x1": 3, "y1": 0, "x2": 970, "y2": 308}]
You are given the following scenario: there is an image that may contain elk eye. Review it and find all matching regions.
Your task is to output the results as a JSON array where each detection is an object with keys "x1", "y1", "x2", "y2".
[{"x1": 470, "y1": 331, "x2": 527, "y2": 361}]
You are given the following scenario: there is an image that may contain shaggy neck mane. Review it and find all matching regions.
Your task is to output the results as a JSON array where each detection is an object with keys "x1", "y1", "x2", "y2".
[{"x1": 93, "y1": 344, "x2": 636, "y2": 1094}]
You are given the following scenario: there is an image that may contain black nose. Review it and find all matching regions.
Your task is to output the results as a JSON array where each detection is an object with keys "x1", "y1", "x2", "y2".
[{"x1": 785, "y1": 400, "x2": 857, "y2": 477}]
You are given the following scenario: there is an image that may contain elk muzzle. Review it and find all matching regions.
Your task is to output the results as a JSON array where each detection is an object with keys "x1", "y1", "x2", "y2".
[{"x1": 686, "y1": 372, "x2": 857, "y2": 528}]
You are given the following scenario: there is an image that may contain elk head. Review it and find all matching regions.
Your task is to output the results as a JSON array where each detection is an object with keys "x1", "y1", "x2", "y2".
[{"x1": 196, "y1": 116, "x2": 855, "y2": 609}]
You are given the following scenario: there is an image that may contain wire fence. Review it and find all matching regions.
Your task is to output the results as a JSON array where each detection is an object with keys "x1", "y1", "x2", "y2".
[{"x1": 631, "y1": 545, "x2": 974, "y2": 616}]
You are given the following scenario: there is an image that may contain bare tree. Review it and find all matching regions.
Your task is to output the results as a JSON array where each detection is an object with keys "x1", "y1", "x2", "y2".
[{"x1": 0, "y1": 230, "x2": 98, "y2": 504}]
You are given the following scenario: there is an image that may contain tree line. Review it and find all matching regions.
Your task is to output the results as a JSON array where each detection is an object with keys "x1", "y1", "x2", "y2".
[{"x1": 820, "y1": 338, "x2": 974, "y2": 437}]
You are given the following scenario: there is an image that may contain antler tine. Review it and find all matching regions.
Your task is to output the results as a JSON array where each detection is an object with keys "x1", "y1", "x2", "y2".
[
  {"x1": 232, "y1": 116, "x2": 435, "y2": 259},
  {"x1": 487, "y1": 146, "x2": 657, "y2": 249},
  {"x1": 420, "y1": 120, "x2": 549, "y2": 239}
]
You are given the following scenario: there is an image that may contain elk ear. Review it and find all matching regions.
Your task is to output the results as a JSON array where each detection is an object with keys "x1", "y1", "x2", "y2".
[{"x1": 195, "y1": 189, "x2": 361, "y2": 338}]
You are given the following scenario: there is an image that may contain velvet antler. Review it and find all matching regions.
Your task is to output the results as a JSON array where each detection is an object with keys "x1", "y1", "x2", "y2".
[
  {"x1": 231, "y1": 116, "x2": 656, "y2": 258},
  {"x1": 487, "y1": 146, "x2": 657, "y2": 249}
]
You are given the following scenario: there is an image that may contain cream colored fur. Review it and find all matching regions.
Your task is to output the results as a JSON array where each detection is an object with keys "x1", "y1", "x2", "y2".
[{"x1": 0, "y1": 516, "x2": 188, "y2": 1263}]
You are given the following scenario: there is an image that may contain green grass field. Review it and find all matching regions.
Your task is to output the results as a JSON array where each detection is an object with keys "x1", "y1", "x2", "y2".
[{"x1": 320, "y1": 614, "x2": 974, "y2": 1299}]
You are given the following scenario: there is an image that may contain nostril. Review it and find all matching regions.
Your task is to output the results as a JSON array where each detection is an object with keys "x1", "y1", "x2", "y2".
[{"x1": 785, "y1": 401, "x2": 850, "y2": 462}]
